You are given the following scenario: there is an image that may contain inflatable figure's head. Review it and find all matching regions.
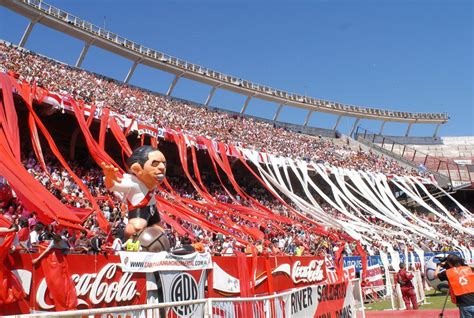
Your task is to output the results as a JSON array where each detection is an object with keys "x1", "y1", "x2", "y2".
[{"x1": 127, "y1": 145, "x2": 166, "y2": 190}]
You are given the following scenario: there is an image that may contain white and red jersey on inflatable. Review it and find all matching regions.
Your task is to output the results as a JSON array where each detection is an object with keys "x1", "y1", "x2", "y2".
[{"x1": 110, "y1": 173, "x2": 156, "y2": 211}]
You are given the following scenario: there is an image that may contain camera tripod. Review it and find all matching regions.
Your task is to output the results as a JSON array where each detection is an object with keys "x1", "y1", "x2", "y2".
[{"x1": 438, "y1": 292, "x2": 450, "y2": 318}]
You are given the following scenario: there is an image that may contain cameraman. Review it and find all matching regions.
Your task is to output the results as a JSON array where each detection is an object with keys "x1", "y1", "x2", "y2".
[{"x1": 435, "y1": 254, "x2": 474, "y2": 317}]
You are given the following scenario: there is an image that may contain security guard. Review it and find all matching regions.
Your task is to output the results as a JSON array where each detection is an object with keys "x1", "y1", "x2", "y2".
[{"x1": 123, "y1": 232, "x2": 141, "y2": 252}]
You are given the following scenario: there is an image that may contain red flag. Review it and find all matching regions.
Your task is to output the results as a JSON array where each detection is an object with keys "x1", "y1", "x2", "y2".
[
  {"x1": 0, "y1": 233, "x2": 26, "y2": 305},
  {"x1": 235, "y1": 251, "x2": 253, "y2": 317},
  {"x1": 98, "y1": 107, "x2": 110, "y2": 149},
  {"x1": 38, "y1": 249, "x2": 78, "y2": 310},
  {"x1": 0, "y1": 75, "x2": 82, "y2": 227},
  {"x1": 0, "y1": 215, "x2": 12, "y2": 228},
  {"x1": 356, "y1": 241, "x2": 368, "y2": 280},
  {"x1": 334, "y1": 242, "x2": 346, "y2": 280}
]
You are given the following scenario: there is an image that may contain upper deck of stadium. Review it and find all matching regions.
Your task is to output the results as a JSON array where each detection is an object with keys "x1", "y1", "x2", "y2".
[{"x1": 0, "y1": 0, "x2": 449, "y2": 138}]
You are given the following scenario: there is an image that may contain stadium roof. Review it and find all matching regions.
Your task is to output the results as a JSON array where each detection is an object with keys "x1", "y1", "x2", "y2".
[{"x1": 1, "y1": 0, "x2": 449, "y2": 137}]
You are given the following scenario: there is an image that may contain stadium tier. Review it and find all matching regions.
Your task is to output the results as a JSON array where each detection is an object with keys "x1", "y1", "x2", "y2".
[
  {"x1": 0, "y1": 41, "x2": 418, "y2": 174},
  {"x1": 355, "y1": 128, "x2": 474, "y2": 189},
  {"x1": 2, "y1": 0, "x2": 448, "y2": 132},
  {"x1": 0, "y1": 43, "x2": 472, "y2": 256}
]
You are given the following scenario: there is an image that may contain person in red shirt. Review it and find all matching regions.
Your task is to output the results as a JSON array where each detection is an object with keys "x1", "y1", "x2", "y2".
[
  {"x1": 16, "y1": 218, "x2": 29, "y2": 249},
  {"x1": 397, "y1": 262, "x2": 418, "y2": 310}
]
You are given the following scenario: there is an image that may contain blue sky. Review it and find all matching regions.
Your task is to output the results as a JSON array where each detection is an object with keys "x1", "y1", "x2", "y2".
[{"x1": 0, "y1": 0, "x2": 472, "y2": 136}]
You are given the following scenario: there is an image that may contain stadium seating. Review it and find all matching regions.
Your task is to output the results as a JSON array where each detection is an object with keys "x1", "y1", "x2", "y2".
[{"x1": 0, "y1": 41, "x2": 472, "y2": 259}]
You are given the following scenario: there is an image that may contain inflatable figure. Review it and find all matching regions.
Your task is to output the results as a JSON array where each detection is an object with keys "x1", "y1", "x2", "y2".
[{"x1": 101, "y1": 146, "x2": 167, "y2": 240}]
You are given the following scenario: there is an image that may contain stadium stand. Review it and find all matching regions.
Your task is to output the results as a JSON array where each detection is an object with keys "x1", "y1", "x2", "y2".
[
  {"x1": 355, "y1": 128, "x2": 474, "y2": 189},
  {"x1": 1, "y1": 0, "x2": 449, "y2": 126},
  {"x1": 0, "y1": 41, "x2": 417, "y2": 175},
  {"x1": 0, "y1": 41, "x2": 472, "y2": 260}
]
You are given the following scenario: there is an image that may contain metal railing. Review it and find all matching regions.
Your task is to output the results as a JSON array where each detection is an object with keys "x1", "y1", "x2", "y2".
[
  {"x1": 10, "y1": 0, "x2": 449, "y2": 122},
  {"x1": 15, "y1": 280, "x2": 365, "y2": 318},
  {"x1": 15, "y1": 297, "x2": 207, "y2": 318},
  {"x1": 355, "y1": 127, "x2": 473, "y2": 187}
]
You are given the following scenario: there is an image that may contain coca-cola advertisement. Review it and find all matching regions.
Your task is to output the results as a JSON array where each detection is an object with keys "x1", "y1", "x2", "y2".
[
  {"x1": 211, "y1": 256, "x2": 327, "y2": 297},
  {"x1": 3, "y1": 252, "x2": 329, "y2": 314},
  {"x1": 9, "y1": 253, "x2": 147, "y2": 313}
]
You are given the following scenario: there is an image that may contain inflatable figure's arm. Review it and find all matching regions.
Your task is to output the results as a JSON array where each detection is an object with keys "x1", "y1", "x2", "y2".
[{"x1": 101, "y1": 162, "x2": 122, "y2": 189}]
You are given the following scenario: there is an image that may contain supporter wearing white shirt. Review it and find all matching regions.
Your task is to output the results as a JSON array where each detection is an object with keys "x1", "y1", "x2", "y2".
[
  {"x1": 111, "y1": 237, "x2": 122, "y2": 253},
  {"x1": 223, "y1": 245, "x2": 234, "y2": 256},
  {"x1": 278, "y1": 238, "x2": 286, "y2": 249},
  {"x1": 29, "y1": 223, "x2": 43, "y2": 247},
  {"x1": 29, "y1": 231, "x2": 38, "y2": 245},
  {"x1": 103, "y1": 205, "x2": 111, "y2": 220},
  {"x1": 222, "y1": 238, "x2": 236, "y2": 256}
]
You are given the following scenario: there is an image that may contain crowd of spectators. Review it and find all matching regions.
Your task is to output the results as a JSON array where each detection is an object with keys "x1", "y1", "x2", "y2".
[
  {"x1": 0, "y1": 152, "x2": 335, "y2": 257},
  {"x1": 0, "y1": 41, "x2": 471, "y2": 260},
  {"x1": 0, "y1": 41, "x2": 417, "y2": 176},
  {"x1": 1, "y1": 151, "x2": 472, "y2": 259}
]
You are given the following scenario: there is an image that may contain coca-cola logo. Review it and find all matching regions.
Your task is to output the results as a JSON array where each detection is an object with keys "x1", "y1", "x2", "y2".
[
  {"x1": 36, "y1": 263, "x2": 138, "y2": 309},
  {"x1": 292, "y1": 260, "x2": 325, "y2": 284}
]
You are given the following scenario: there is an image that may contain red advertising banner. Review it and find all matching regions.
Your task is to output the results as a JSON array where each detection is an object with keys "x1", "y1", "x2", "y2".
[
  {"x1": 362, "y1": 264, "x2": 384, "y2": 289},
  {"x1": 211, "y1": 256, "x2": 327, "y2": 297},
  {"x1": 6, "y1": 253, "x2": 147, "y2": 313},
  {"x1": 1, "y1": 252, "x2": 361, "y2": 317}
]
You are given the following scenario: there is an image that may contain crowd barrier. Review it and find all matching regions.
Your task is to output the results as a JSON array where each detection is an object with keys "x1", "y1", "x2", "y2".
[
  {"x1": 9, "y1": 279, "x2": 365, "y2": 318},
  {"x1": 7, "y1": 298, "x2": 206, "y2": 318},
  {"x1": 3, "y1": 251, "x2": 366, "y2": 317}
]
